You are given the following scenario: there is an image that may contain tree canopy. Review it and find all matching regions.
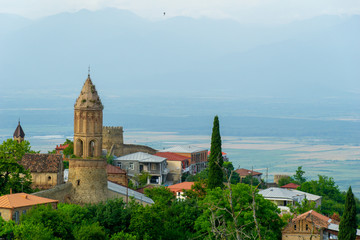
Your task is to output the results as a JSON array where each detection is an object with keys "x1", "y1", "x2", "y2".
[
  {"x1": 0, "y1": 139, "x2": 34, "y2": 195},
  {"x1": 338, "y1": 186, "x2": 357, "y2": 240}
]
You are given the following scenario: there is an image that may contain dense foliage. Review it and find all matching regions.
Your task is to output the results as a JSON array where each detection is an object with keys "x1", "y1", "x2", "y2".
[
  {"x1": 338, "y1": 186, "x2": 357, "y2": 240},
  {"x1": 0, "y1": 183, "x2": 285, "y2": 240},
  {"x1": 208, "y1": 115, "x2": 224, "y2": 189},
  {"x1": 0, "y1": 139, "x2": 34, "y2": 195}
]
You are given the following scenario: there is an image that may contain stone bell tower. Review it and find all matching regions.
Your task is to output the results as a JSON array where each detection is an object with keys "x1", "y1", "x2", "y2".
[
  {"x1": 13, "y1": 120, "x2": 25, "y2": 143},
  {"x1": 68, "y1": 73, "x2": 108, "y2": 204}
]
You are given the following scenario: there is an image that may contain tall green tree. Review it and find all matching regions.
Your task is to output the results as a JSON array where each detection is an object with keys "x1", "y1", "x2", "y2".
[
  {"x1": 293, "y1": 166, "x2": 306, "y2": 185},
  {"x1": 338, "y1": 186, "x2": 357, "y2": 240},
  {"x1": 207, "y1": 115, "x2": 224, "y2": 189},
  {"x1": 0, "y1": 139, "x2": 33, "y2": 195}
]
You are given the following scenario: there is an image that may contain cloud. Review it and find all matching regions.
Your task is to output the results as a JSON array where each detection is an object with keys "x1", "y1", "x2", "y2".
[{"x1": 0, "y1": 0, "x2": 360, "y2": 24}]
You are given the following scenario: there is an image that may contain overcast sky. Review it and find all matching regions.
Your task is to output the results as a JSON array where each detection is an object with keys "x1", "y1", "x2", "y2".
[{"x1": 1, "y1": 0, "x2": 360, "y2": 24}]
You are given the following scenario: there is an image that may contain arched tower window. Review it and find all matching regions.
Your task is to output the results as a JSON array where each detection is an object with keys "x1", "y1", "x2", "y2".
[
  {"x1": 76, "y1": 139, "x2": 84, "y2": 157},
  {"x1": 89, "y1": 140, "x2": 96, "y2": 157}
]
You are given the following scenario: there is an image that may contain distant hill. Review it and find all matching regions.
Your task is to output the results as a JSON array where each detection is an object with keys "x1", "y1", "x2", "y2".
[{"x1": 0, "y1": 9, "x2": 359, "y2": 109}]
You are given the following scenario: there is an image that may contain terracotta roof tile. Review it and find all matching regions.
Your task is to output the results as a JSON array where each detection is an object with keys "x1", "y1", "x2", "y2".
[
  {"x1": 168, "y1": 182, "x2": 195, "y2": 192},
  {"x1": 106, "y1": 164, "x2": 126, "y2": 174},
  {"x1": 281, "y1": 183, "x2": 300, "y2": 189},
  {"x1": 55, "y1": 144, "x2": 69, "y2": 150},
  {"x1": 235, "y1": 168, "x2": 262, "y2": 176},
  {"x1": 0, "y1": 193, "x2": 58, "y2": 209},
  {"x1": 20, "y1": 154, "x2": 63, "y2": 173},
  {"x1": 155, "y1": 152, "x2": 190, "y2": 161},
  {"x1": 293, "y1": 210, "x2": 334, "y2": 228}
]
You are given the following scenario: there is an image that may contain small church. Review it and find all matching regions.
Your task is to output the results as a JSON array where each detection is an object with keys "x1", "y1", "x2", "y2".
[{"x1": 31, "y1": 73, "x2": 153, "y2": 205}]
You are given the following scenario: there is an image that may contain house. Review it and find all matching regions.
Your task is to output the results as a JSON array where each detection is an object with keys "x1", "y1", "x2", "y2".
[
  {"x1": 235, "y1": 168, "x2": 262, "y2": 182},
  {"x1": 0, "y1": 192, "x2": 58, "y2": 223},
  {"x1": 106, "y1": 164, "x2": 127, "y2": 186},
  {"x1": 160, "y1": 145, "x2": 208, "y2": 174},
  {"x1": 20, "y1": 153, "x2": 64, "y2": 190},
  {"x1": 282, "y1": 210, "x2": 360, "y2": 239},
  {"x1": 155, "y1": 152, "x2": 190, "y2": 183},
  {"x1": 114, "y1": 152, "x2": 169, "y2": 185},
  {"x1": 281, "y1": 183, "x2": 300, "y2": 189},
  {"x1": 259, "y1": 187, "x2": 322, "y2": 213},
  {"x1": 168, "y1": 182, "x2": 195, "y2": 200}
]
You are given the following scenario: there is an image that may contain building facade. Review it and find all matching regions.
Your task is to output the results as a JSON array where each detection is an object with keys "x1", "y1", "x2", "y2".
[{"x1": 114, "y1": 152, "x2": 169, "y2": 185}]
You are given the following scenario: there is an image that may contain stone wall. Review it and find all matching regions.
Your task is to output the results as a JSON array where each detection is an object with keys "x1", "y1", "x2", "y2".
[
  {"x1": 32, "y1": 182, "x2": 73, "y2": 203},
  {"x1": 31, "y1": 172, "x2": 62, "y2": 190},
  {"x1": 102, "y1": 126, "x2": 156, "y2": 157},
  {"x1": 102, "y1": 126, "x2": 123, "y2": 153},
  {"x1": 68, "y1": 158, "x2": 108, "y2": 204}
]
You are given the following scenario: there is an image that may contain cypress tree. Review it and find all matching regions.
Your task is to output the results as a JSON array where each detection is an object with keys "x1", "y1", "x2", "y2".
[
  {"x1": 207, "y1": 115, "x2": 223, "y2": 189},
  {"x1": 338, "y1": 186, "x2": 357, "y2": 240}
]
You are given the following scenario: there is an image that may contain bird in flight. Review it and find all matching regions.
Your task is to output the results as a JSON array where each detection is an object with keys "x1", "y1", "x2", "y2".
[{"x1": 163, "y1": 12, "x2": 166, "y2": 16}]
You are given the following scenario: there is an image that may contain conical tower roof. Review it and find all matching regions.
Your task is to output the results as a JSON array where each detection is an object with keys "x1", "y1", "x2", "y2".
[
  {"x1": 13, "y1": 121, "x2": 25, "y2": 138},
  {"x1": 74, "y1": 75, "x2": 103, "y2": 110}
]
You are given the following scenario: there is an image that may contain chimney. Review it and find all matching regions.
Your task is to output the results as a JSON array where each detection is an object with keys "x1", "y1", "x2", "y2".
[{"x1": 10, "y1": 188, "x2": 12, "y2": 194}]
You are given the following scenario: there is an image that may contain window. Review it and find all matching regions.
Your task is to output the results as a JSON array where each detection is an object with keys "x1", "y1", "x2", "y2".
[
  {"x1": 151, "y1": 163, "x2": 156, "y2": 170},
  {"x1": 116, "y1": 162, "x2": 122, "y2": 168},
  {"x1": 294, "y1": 224, "x2": 296, "y2": 230},
  {"x1": 129, "y1": 163, "x2": 134, "y2": 170},
  {"x1": 306, "y1": 224, "x2": 308, "y2": 230},
  {"x1": 13, "y1": 211, "x2": 19, "y2": 223},
  {"x1": 22, "y1": 210, "x2": 26, "y2": 215}
]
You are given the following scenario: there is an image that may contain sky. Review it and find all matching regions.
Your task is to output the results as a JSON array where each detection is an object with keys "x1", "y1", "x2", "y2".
[{"x1": 1, "y1": 0, "x2": 360, "y2": 24}]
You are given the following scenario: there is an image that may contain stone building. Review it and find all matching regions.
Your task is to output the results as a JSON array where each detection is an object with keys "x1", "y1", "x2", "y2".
[
  {"x1": 33, "y1": 73, "x2": 153, "y2": 205},
  {"x1": 102, "y1": 126, "x2": 156, "y2": 157},
  {"x1": 282, "y1": 210, "x2": 360, "y2": 240},
  {"x1": 107, "y1": 164, "x2": 127, "y2": 186},
  {"x1": 68, "y1": 74, "x2": 108, "y2": 204},
  {"x1": 20, "y1": 153, "x2": 64, "y2": 190},
  {"x1": 13, "y1": 121, "x2": 25, "y2": 143}
]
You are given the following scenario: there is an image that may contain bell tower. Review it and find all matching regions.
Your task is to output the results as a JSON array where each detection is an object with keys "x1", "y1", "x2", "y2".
[
  {"x1": 73, "y1": 73, "x2": 103, "y2": 158},
  {"x1": 68, "y1": 72, "x2": 108, "y2": 204},
  {"x1": 13, "y1": 120, "x2": 25, "y2": 143}
]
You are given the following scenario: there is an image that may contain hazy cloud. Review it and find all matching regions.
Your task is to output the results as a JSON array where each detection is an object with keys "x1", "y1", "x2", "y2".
[{"x1": 1, "y1": 0, "x2": 360, "y2": 24}]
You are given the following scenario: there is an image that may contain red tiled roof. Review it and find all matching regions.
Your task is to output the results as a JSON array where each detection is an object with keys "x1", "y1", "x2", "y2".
[
  {"x1": 235, "y1": 168, "x2": 262, "y2": 176},
  {"x1": 20, "y1": 154, "x2": 63, "y2": 173},
  {"x1": 0, "y1": 193, "x2": 58, "y2": 209},
  {"x1": 293, "y1": 210, "x2": 337, "y2": 228},
  {"x1": 106, "y1": 164, "x2": 126, "y2": 174},
  {"x1": 155, "y1": 152, "x2": 190, "y2": 161},
  {"x1": 281, "y1": 183, "x2": 300, "y2": 189},
  {"x1": 208, "y1": 151, "x2": 227, "y2": 156},
  {"x1": 168, "y1": 182, "x2": 195, "y2": 192},
  {"x1": 55, "y1": 144, "x2": 69, "y2": 150}
]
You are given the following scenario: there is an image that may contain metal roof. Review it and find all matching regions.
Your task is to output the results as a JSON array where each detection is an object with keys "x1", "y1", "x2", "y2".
[
  {"x1": 259, "y1": 187, "x2": 305, "y2": 200},
  {"x1": 290, "y1": 189, "x2": 322, "y2": 201},
  {"x1": 160, "y1": 145, "x2": 207, "y2": 153},
  {"x1": 115, "y1": 152, "x2": 166, "y2": 163},
  {"x1": 107, "y1": 181, "x2": 154, "y2": 204}
]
